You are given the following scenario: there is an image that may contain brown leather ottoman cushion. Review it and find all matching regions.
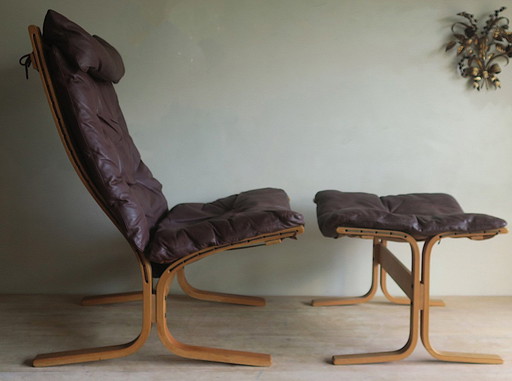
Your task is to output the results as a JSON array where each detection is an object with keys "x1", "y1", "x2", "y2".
[
  {"x1": 148, "y1": 188, "x2": 305, "y2": 264},
  {"x1": 315, "y1": 190, "x2": 506, "y2": 240}
]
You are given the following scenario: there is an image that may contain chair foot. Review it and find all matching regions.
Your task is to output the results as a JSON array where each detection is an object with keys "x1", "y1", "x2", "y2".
[
  {"x1": 424, "y1": 348, "x2": 503, "y2": 365},
  {"x1": 158, "y1": 338, "x2": 272, "y2": 366},
  {"x1": 32, "y1": 338, "x2": 147, "y2": 367},
  {"x1": 311, "y1": 296, "x2": 372, "y2": 307},
  {"x1": 332, "y1": 348, "x2": 413, "y2": 365},
  {"x1": 81, "y1": 291, "x2": 144, "y2": 306},
  {"x1": 312, "y1": 296, "x2": 444, "y2": 307},
  {"x1": 177, "y1": 269, "x2": 265, "y2": 307}
]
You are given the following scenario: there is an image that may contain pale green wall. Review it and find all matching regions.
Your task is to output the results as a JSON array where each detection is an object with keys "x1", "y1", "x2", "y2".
[{"x1": 1, "y1": 0, "x2": 511, "y2": 295}]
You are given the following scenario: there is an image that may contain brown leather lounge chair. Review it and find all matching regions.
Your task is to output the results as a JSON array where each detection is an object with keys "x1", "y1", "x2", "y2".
[
  {"x1": 312, "y1": 190, "x2": 507, "y2": 365},
  {"x1": 23, "y1": 10, "x2": 304, "y2": 367}
]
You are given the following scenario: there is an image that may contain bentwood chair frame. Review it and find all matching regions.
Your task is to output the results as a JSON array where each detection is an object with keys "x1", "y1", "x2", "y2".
[
  {"x1": 312, "y1": 226, "x2": 507, "y2": 365},
  {"x1": 27, "y1": 24, "x2": 303, "y2": 368}
]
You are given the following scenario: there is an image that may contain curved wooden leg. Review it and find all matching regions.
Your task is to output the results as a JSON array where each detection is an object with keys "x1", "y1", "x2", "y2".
[
  {"x1": 381, "y1": 268, "x2": 445, "y2": 307},
  {"x1": 177, "y1": 269, "x2": 265, "y2": 307},
  {"x1": 312, "y1": 238, "x2": 379, "y2": 307},
  {"x1": 81, "y1": 291, "x2": 144, "y2": 306},
  {"x1": 378, "y1": 241, "x2": 444, "y2": 307},
  {"x1": 32, "y1": 336, "x2": 148, "y2": 367},
  {"x1": 333, "y1": 332, "x2": 418, "y2": 365},
  {"x1": 156, "y1": 267, "x2": 271, "y2": 366},
  {"x1": 420, "y1": 236, "x2": 503, "y2": 365},
  {"x1": 380, "y1": 268, "x2": 409, "y2": 305},
  {"x1": 332, "y1": 237, "x2": 421, "y2": 365},
  {"x1": 33, "y1": 262, "x2": 153, "y2": 367}
]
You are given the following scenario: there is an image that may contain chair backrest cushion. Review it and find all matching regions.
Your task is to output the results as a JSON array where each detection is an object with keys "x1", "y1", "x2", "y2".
[{"x1": 42, "y1": 10, "x2": 168, "y2": 252}]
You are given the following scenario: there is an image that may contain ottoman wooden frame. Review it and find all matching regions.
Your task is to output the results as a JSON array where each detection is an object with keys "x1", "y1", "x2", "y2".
[{"x1": 313, "y1": 226, "x2": 507, "y2": 365}]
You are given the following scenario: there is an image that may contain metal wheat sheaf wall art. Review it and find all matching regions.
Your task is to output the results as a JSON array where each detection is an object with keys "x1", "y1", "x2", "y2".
[{"x1": 446, "y1": 7, "x2": 512, "y2": 90}]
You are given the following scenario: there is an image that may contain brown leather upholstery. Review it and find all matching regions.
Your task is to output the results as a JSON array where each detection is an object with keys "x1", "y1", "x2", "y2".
[
  {"x1": 43, "y1": 10, "x2": 168, "y2": 253},
  {"x1": 43, "y1": 11, "x2": 125, "y2": 83},
  {"x1": 149, "y1": 188, "x2": 304, "y2": 263},
  {"x1": 315, "y1": 190, "x2": 506, "y2": 240},
  {"x1": 42, "y1": 10, "x2": 304, "y2": 264}
]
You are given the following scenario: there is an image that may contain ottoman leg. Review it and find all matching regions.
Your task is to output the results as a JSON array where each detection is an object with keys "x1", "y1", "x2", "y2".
[
  {"x1": 420, "y1": 234, "x2": 503, "y2": 365},
  {"x1": 311, "y1": 238, "x2": 380, "y2": 307},
  {"x1": 332, "y1": 232, "x2": 421, "y2": 365}
]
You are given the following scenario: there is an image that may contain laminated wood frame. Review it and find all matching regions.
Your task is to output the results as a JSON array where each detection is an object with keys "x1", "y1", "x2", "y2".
[
  {"x1": 312, "y1": 226, "x2": 507, "y2": 365},
  {"x1": 27, "y1": 25, "x2": 304, "y2": 367}
]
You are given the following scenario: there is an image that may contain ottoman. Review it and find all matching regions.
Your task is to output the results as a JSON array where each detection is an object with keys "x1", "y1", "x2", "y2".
[{"x1": 313, "y1": 190, "x2": 507, "y2": 365}]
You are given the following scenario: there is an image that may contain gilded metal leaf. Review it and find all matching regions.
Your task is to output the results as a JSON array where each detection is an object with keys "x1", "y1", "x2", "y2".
[
  {"x1": 490, "y1": 63, "x2": 502, "y2": 73},
  {"x1": 496, "y1": 43, "x2": 506, "y2": 53},
  {"x1": 446, "y1": 41, "x2": 457, "y2": 51}
]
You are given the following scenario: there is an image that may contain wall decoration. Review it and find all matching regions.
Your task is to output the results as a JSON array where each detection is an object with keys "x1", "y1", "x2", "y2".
[{"x1": 446, "y1": 7, "x2": 512, "y2": 90}]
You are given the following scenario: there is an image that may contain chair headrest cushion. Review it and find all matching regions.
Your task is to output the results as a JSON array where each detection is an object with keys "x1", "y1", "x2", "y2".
[{"x1": 43, "y1": 10, "x2": 125, "y2": 83}]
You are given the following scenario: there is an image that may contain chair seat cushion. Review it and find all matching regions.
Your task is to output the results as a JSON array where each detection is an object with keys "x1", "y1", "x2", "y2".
[
  {"x1": 148, "y1": 188, "x2": 304, "y2": 264},
  {"x1": 315, "y1": 190, "x2": 506, "y2": 240}
]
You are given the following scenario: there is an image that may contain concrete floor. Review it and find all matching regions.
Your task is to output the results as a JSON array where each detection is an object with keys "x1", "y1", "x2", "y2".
[{"x1": 1, "y1": 294, "x2": 511, "y2": 380}]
